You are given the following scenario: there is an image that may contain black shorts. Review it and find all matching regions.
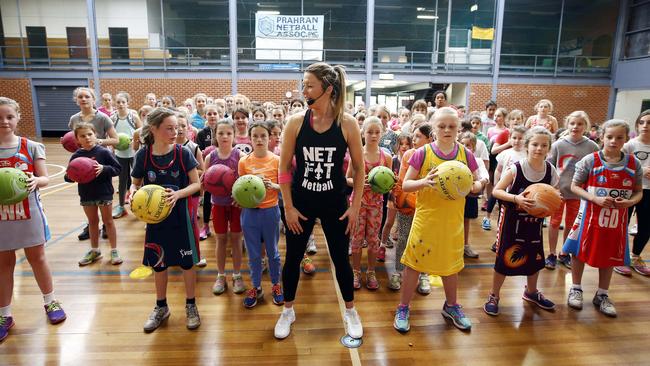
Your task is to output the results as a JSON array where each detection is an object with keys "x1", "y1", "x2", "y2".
[{"x1": 464, "y1": 196, "x2": 479, "y2": 219}]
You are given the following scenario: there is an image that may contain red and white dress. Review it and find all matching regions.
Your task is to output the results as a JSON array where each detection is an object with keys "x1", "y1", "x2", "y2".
[
  {"x1": 563, "y1": 152, "x2": 637, "y2": 267},
  {"x1": 0, "y1": 137, "x2": 50, "y2": 251}
]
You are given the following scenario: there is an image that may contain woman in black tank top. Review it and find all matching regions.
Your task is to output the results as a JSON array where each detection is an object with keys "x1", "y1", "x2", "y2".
[{"x1": 274, "y1": 63, "x2": 366, "y2": 340}]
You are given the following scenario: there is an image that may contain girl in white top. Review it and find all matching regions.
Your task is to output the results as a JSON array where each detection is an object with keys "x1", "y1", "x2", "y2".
[{"x1": 111, "y1": 92, "x2": 142, "y2": 219}]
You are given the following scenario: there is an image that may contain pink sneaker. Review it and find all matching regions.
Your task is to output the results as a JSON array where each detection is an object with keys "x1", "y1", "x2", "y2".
[
  {"x1": 614, "y1": 265, "x2": 632, "y2": 276},
  {"x1": 366, "y1": 271, "x2": 379, "y2": 290},
  {"x1": 632, "y1": 256, "x2": 650, "y2": 276},
  {"x1": 353, "y1": 270, "x2": 362, "y2": 290},
  {"x1": 199, "y1": 226, "x2": 211, "y2": 241}
]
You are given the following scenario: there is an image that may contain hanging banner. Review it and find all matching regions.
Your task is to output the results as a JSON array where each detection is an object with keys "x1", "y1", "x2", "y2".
[
  {"x1": 256, "y1": 14, "x2": 325, "y2": 40},
  {"x1": 472, "y1": 26, "x2": 494, "y2": 40}
]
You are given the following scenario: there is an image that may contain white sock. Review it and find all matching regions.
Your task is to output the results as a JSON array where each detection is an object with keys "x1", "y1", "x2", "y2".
[
  {"x1": 91, "y1": 248, "x2": 100, "y2": 253},
  {"x1": 597, "y1": 288, "x2": 609, "y2": 296},
  {"x1": 345, "y1": 307, "x2": 356, "y2": 314},
  {"x1": 571, "y1": 284, "x2": 582, "y2": 290},
  {"x1": 0, "y1": 305, "x2": 11, "y2": 317},
  {"x1": 283, "y1": 306, "x2": 294, "y2": 313},
  {"x1": 43, "y1": 292, "x2": 56, "y2": 305},
  {"x1": 233, "y1": 272, "x2": 240, "y2": 277}
]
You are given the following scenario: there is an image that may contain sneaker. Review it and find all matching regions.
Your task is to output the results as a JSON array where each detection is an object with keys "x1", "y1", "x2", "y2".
[
  {"x1": 362, "y1": 240, "x2": 368, "y2": 248},
  {"x1": 212, "y1": 274, "x2": 227, "y2": 295},
  {"x1": 490, "y1": 242, "x2": 497, "y2": 253},
  {"x1": 274, "y1": 307, "x2": 296, "y2": 339},
  {"x1": 78, "y1": 224, "x2": 90, "y2": 241},
  {"x1": 44, "y1": 300, "x2": 66, "y2": 324},
  {"x1": 614, "y1": 265, "x2": 632, "y2": 276},
  {"x1": 441, "y1": 302, "x2": 472, "y2": 330},
  {"x1": 78, "y1": 250, "x2": 102, "y2": 266},
  {"x1": 101, "y1": 224, "x2": 108, "y2": 239},
  {"x1": 301, "y1": 256, "x2": 316, "y2": 274},
  {"x1": 393, "y1": 304, "x2": 410, "y2": 333},
  {"x1": 481, "y1": 217, "x2": 491, "y2": 230},
  {"x1": 483, "y1": 294, "x2": 500, "y2": 316},
  {"x1": 353, "y1": 270, "x2": 362, "y2": 290},
  {"x1": 366, "y1": 271, "x2": 379, "y2": 290},
  {"x1": 271, "y1": 283, "x2": 284, "y2": 305},
  {"x1": 185, "y1": 303, "x2": 201, "y2": 330},
  {"x1": 464, "y1": 245, "x2": 479, "y2": 259},
  {"x1": 344, "y1": 308, "x2": 363, "y2": 339},
  {"x1": 196, "y1": 258, "x2": 207, "y2": 268},
  {"x1": 558, "y1": 254, "x2": 572, "y2": 269},
  {"x1": 632, "y1": 256, "x2": 650, "y2": 276},
  {"x1": 388, "y1": 272, "x2": 402, "y2": 291},
  {"x1": 377, "y1": 246, "x2": 386, "y2": 262},
  {"x1": 522, "y1": 288, "x2": 556, "y2": 310},
  {"x1": 110, "y1": 249, "x2": 123, "y2": 265},
  {"x1": 306, "y1": 235, "x2": 317, "y2": 254},
  {"x1": 480, "y1": 200, "x2": 488, "y2": 211},
  {"x1": 243, "y1": 287, "x2": 264, "y2": 308},
  {"x1": 629, "y1": 224, "x2": 638, "y2": 236},
  {"x1": 384, "y1": 238, "x2": 394, "y2": 249},
  {"x1": 417, "y1": 273, "x2": 431, "y2": 295},
  {"x1": 112, "y1": 205, "x2": 127, "y2": 219},
  {"x1": 143, "y1": 306, "x2": 170, "y2": 333},
  {"x1": 593, "y1": 293, "x2": 617, "y2": 317},
  {"x1": 567, "y1": 287, "x2": 584, "y2": 310},
  {"x1": 0, "y1": 316, "x2": 15, "y2": 342},
  {"x1": 232, "y1": 274, "x2": 246, "y2": 294},
  {"x1": 199, "y1": 226, "x2": 210, "y2": 241},
  {"x1": 545, "y1": 254, "x2": 557, "y2": 270}
]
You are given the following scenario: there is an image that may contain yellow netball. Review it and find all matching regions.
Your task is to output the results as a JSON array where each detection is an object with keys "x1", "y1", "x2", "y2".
[
  {"x1": 130, "y1": 184, "x2": 172, "y2": 224},
  {"x1": 435, "y1": 160, "x2": 473, "y2": 200}
]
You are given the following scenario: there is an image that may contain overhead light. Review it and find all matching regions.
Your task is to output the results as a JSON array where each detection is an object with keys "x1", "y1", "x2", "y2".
[
  {"x1": 257, "y1": 2, "x2": 277, "y2": 7},
  {"x1": 417, "y1": 7, "x2": 426, "y2": 11},
  {"x1": 257, "y1": 10, "x2": 280, "y2": 15},
  {"x1": 417, "y1": 15, "x2": 439, "y2": 19},
  {"x1": 470, "y1": 4, "x2": 478, "y2": 12},
  {"x1": 379, "y1": 73, "x2": 394, "y2": 80}
]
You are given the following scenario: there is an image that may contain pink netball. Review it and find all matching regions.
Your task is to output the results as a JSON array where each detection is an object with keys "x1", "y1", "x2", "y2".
[
  {"x1": 61, "y1": 131, "x2": 80, "y2": 153},
  {"x1": 522, "y1": 183, "x2": 562, "y2": 218},
  {"x1": 203, "y1": 145, "x2": 216, "y2": 157},
  {"x1": 66, "y1": 157, "x2": 97, "y2": 184},
  {"x1": 203, "y1": 164, "x2": 236, "y2": 197}
]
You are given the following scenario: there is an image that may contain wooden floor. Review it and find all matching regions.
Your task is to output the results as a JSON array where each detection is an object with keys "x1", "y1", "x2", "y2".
[{"x1": 3, "y1": 138, "x2": 649, "y2": 365}]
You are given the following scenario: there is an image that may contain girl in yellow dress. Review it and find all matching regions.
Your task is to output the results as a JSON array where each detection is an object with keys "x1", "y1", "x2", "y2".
[{"x1": 393, "y1": 107, "x2": 483, "y2": 332}]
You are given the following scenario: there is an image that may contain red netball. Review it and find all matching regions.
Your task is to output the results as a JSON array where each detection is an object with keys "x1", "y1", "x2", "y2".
[
  {"x1": 203, "y1": 145, "x2": 216, "y2": 157},
  {"x1": 522, "y1": 183, "x2": 562, "y2": 218},
  {"x1": 66, "y1": 157, "x2": 97, "y2": 184},
  {"x1": 203, "y1": 164, "x2": 236, "y2": 197},
  {"x1": 494, "y1": 129, "x2": 510, "y2": 145},
  {"x1": 60, "y1": 131, "x2": 80, "y2": 153}
]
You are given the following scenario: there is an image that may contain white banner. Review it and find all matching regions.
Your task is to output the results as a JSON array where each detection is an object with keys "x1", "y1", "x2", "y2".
[{"x1": 256, "y1": 14, "x2": 324, "y2": 40}]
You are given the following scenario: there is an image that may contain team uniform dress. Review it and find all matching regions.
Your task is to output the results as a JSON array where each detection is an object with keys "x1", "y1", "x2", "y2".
[
  {"x1": 0, "y1": 137, "x2": 50, "y2": 250},
  {"x1": 494, "y1": 161, "x2": 555, "y2": 276},
  {"x1": 401, "y1": 142, "x2": 477, "y2": 276},
  {"x1": 132, "y1": 144, "x2": 200, "y2": 270},
  {"x1": 563, "y1": 152, "x2": 640, "y2": 267}
]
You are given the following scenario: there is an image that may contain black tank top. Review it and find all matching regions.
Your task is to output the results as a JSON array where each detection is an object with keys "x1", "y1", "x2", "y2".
[{"x1": 292, "y1": 109, "x2": 348, "y2": 199}]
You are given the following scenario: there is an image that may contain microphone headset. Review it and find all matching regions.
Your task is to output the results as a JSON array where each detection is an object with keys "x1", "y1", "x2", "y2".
[{"x1": 306, "y1": 84, "x2": 334, "y2": 106}]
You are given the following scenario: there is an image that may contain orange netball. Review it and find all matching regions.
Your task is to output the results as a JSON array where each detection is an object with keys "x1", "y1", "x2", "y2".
[{"x1": 522, "y1": 183, "x2": 562, "y2": 218}]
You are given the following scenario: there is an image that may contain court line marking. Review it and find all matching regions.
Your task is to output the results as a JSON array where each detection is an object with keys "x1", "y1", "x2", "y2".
[
  {"x1": 40, "y1": 181, "x2": 72, "y2": 192},
  {"x1": 16, "y1": 223, "x2": 86, "y2": 265},
  {"x1": 40, "y1": 182, "x2": 76, "y2": 197},
  {"x1": 46, "y1": 163, "x2": 66, "y2": 179},
  {"x1": 322, "y1": 227, "x2": 362, "y2": 366}
]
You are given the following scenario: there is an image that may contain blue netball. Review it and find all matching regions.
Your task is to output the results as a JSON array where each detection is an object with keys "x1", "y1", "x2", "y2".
[
  {"x1": 368, "y1": 165, "x2": 396, "y2": 194},
  {"x1": 232, "y1": 174, "x2": 266, "y2": 208}
]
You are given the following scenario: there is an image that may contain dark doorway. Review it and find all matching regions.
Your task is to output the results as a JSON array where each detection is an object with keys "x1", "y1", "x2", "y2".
[
  {"x1": 66, "y1": 27, "x2": 88, "y2": 59},
  {"x1": 26, "y1": 26, "x2": 48, "y2": 59},
  {"x1": 109, "y1": 27, "x2": 129, "y2": 59}
]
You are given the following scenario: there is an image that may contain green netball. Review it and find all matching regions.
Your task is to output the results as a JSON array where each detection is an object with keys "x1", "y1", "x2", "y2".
[
  {"x1": 368, "y1": 165, "x2": 396, "y2": 194},
  {"x1": 0, "y1": 168, "x2": 30, "y2": 205},
  {"x1": 115, "y1": 133, "x2": 132, "y2": 151},
  {"x1": 232, "y1": 174, "x2": 266, "y2": 208}
]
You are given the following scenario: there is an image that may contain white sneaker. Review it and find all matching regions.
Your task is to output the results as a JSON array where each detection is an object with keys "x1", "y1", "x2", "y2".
[
  {"x1": 629, "y1": 224, "x2": 638, "y2": 236},
  {"x1": 306, "y1": 235, "x2": 317, "y2": 254},
  {"x1": 274, "y1": 307, "x2": 296, "y2": 339},
  {"x1": 344, "y1": 308, "x2": 363, "y2": 339}
]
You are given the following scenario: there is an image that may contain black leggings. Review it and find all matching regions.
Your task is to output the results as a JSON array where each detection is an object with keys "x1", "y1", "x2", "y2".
[
  {"x1": 116, "y1": 156, "x2": 133, "y2": 206},
  {"x1": 282, "y1": 195, "x2": 354, "y2": 302},
  {"x1": 631, "y1": 189, "x2": 650, "y2": 256},
  {"x1": 203, "y1": 191, "x2": 212, "y2": 224}
]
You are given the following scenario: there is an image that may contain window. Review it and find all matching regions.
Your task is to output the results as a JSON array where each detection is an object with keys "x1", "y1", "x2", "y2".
[
  {"x1": 26, "y1": 26, "x2": 48, "y2": 59},
  {"x1": 625, "y1": 2, "x2": 650, "y2": 59}
]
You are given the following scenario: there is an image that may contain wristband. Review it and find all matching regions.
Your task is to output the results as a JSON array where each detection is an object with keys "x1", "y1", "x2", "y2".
[{"x1": 278, "y1": 172, "x2": 292, "y2": 184}]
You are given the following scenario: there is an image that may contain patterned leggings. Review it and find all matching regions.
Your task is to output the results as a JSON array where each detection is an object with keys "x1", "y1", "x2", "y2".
[
  {"x1": 350, "y1": 204, "x2": 382, "y2": 254},
  {"x1": 394, "y1": 212, "x2": 414, "y2": 272}
]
